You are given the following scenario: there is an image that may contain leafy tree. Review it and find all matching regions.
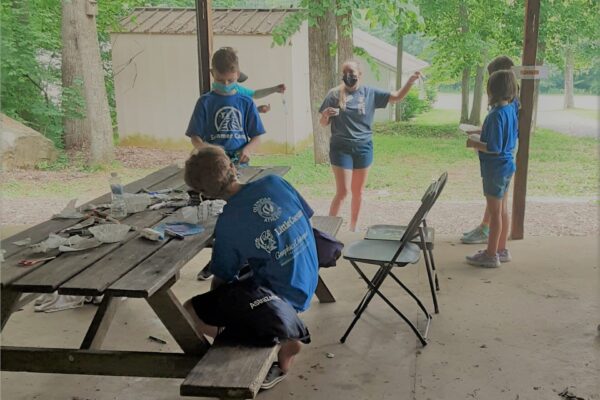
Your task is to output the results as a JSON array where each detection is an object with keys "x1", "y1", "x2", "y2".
[
  {"x1": 539, "y1": 0, "x2": 599, "y2": 108},
  {"x1": 363, "y1": 0, "x2": 423, "y2": 121}
]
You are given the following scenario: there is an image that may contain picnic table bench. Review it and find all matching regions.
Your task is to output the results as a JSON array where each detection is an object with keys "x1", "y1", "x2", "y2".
[{"x1": 0, "y1": 164, "x2": 341, "y2": 399}]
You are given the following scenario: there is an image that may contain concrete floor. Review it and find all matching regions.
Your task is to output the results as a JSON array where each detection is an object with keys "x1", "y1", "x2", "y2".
[{"x1": 1, "y1": 231, "x2": 599, "y2": 400}]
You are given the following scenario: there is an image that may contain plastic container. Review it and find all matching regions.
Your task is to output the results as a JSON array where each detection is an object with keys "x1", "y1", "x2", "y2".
[{"x1": 109, "y1": 172, "x2": 128, "y2": 219}]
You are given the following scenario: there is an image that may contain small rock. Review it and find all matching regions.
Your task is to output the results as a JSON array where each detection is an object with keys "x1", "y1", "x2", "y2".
[
  {"x1": 326, "y1": 352, "x2": 335, "y2": 358},
  {"x1": 480, "y1": 344, "x2": 487, "y2": 348}
]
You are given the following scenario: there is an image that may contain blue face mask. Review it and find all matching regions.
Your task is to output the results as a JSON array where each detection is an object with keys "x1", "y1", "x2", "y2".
[{"x1": 212, "y1": 81, "x2": 237, "y2": 93}]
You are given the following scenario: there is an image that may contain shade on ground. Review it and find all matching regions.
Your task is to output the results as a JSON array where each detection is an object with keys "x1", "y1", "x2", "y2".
[{"x1": 1, "y1": 233, "x2": 598, "y2": 399}]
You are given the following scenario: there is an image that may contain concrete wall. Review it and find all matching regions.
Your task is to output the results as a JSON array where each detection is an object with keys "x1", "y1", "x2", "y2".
[{"x1": 111, "y1": 30, "x2": 312, "y2": 153}]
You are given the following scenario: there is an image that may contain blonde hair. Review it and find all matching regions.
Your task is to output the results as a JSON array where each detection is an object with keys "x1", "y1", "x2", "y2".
[
  {"x1": 338, "y1": 60, "x2": 361, "y2": 110},
  {"x1": 184, "y1": 145, "x2": 237, "y2": 199},
  {"x1": 487, "y1": 70, "x2": 518, "y2": 107}
]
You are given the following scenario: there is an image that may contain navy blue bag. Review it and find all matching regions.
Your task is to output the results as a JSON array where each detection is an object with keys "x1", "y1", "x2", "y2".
[{"x1": 312, "y1": 227, "x2": 344, "y2": 268}]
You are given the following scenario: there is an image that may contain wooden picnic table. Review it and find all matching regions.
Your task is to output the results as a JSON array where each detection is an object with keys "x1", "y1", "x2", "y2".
[{"x1": 0, "y1": 164, "x2": 339, "y2": 383}]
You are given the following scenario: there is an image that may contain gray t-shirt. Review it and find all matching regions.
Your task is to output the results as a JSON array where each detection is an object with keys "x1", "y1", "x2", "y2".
[{"x1": 319, "y1": 85, "x2": 390, "y2": 142}]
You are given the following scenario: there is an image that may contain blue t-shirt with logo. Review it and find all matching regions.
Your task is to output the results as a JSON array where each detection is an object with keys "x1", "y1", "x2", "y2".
[
  {"x1": 211, "y1": 175, "x2": 318, "y2": 312},
  {"x1": 479, "y1": 103, "x2": 518, "y2": 179},
  {"x1": 319, "y1": 85, "x2": 390, "y2": 142},
  {"x1": 186, "y1": 91, "x2": 265, "y2": 153}
]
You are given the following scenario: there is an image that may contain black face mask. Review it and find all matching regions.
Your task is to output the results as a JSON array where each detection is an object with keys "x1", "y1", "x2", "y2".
[{"x1": 342, "y1": 74, "x2": 358, "y2": 87}]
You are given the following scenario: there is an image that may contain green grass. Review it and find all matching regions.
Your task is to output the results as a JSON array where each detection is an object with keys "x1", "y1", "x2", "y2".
[
  {"x1": 565, "y1": 108, "x2": 599, "y2": 120},
  {"x1": 2, "y1": 109, "x2": 597, "y2": 202},
  {"x1": 255, "y1": 109, "x2": 599, "y2": 200}
]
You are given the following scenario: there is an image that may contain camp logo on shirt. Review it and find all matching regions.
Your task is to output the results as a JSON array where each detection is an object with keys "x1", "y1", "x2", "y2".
[
  {"x1": 255, "y1": 230, "x2": 277, "y2": 254},
  {"x1": 214, "y1": 107, "x2": 243, "y2": 132},
  {"x1": 253, "y1": 197, "x2": 282, "y2": 222}
]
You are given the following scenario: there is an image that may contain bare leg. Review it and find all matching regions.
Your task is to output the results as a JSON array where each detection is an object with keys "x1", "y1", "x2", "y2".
[
  {"x1": 498, "y1": 192, "x2": 510, "y2": 251},
  {"x1": 183, "y1": 299, "x2": 219, "y2": 338},
  {"x1": 485, "y1": 196, "x2": 503, "y2": 256},
  {"x1": 329, "y1": 166, "x2": 351, "y2": 218},
  {"x1": 277, "y1": 340, "x2": 301, "y2": 373},
  {"x1": 481, "y1": 206, "x2": 491, "y2": 227},
  {"x1": 349, "y1": 167, "x2": 370, "y2": 231}
]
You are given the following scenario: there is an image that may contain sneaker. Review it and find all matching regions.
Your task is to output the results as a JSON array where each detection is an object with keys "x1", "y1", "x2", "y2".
[
  {"x1": 196, "y1": 263, "x2": 213, "y2": 281},
  {"x1": 466, "y1": 250, "x2": 500, "y2": 268},
  {"x1": 261, "y1": 363, "x2": 287, "y2": 390},
  {"x1": 461, "y1": 226, "x2": 489, "y2": 244},
  {"x1": 498, "y1": 249, "x2": 512, "y2": 263}
]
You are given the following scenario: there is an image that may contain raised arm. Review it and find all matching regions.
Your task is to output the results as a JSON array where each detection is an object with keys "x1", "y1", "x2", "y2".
[
  {"x1": 253, "y1": 84, "x2": 286, "y2": 99},
  {"x1": 389, "y1": 71, "x2": 421, "y2": 104}
]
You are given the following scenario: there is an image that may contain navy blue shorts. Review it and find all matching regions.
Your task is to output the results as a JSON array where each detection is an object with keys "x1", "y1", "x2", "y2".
[
  {"x1": 482, "y1": 174, "x2": 513, "y2": 198},
  {"x1": 329, "y1": 139, "x2": 373, "y2": 169},
  {"x1": 190, "y1": 279, "x2": 310, "y2": 347}
]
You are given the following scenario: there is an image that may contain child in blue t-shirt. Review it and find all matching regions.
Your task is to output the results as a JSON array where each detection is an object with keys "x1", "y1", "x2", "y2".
[
  {"x1": 185, "y1": 47, "x2": 265, "y2": 165},
  {"x1": 462, "y1": 55, "x2": 520, "y2": 245},
  {"x1": 466, "y1": 70, "x2": 519, "y2": 268},
  {"x1": 182, "y1": 144, "x2": 319, "y2": 390}
]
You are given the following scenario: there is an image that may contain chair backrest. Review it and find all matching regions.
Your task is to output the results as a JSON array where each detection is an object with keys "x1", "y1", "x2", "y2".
[{"x1": 388, "y1": 180, "x2": 439, "y2": 265}]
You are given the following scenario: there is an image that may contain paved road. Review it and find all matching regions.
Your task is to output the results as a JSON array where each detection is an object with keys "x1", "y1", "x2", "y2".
[{"x1": 434, "y1": 93, "x2": 599, "y2": 138}]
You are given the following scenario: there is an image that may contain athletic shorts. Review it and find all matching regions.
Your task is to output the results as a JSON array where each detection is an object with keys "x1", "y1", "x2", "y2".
[
  {"x1": 482, "y1": 174, "x2": 513, "y2": 198},
  {"x1": 329, "y1": 139, "x2": 373, "y2": 170},
  {"x1": 190, "y1": 278, "x2": 310, "y2": 347}
]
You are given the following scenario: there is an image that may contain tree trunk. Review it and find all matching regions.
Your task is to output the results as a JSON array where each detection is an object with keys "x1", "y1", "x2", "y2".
[
  {"x1": 72, "y1": 0, "x2": 113, "y2": 164},
  {"x1": 335, "y1": 8, "x2": 353, "y2": 76},
  {"x1": 309, "y1": 10, "x2": 336, "y2": 164},
  {"x1": 62, "y1": 0, "x2": 87, "y2": 150},
  {"x1": 468, "y1": 64, "x2": 485, "y2": 125},
  {"x1": 563, "y1": 46, "x2": 575, "y2": 109},
  {"x1": 460, "y1": 67, "x2": 470, "y2": 123},
  {"x1": 394, "y1": 32, "x2": 404, "y2": 122}
]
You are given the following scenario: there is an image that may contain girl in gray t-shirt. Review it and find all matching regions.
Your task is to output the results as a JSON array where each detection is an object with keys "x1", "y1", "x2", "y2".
[{"x1": 319, "y1": 60, "x2": 421, "y2": 231}]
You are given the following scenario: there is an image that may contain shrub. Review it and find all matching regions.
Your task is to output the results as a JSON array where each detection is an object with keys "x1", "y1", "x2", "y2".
[{"x1": 396, "y1": 85, "x2": 437, "y2": 121}]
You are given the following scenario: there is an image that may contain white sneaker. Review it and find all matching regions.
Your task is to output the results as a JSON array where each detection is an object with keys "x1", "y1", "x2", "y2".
[{"x1": 261, "y1": 363, "x2": 287, "y2": 390}]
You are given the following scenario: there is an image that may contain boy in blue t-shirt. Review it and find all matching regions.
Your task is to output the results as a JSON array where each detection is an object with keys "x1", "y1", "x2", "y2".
[
  {"x1": 185, "y1": 47, "x2": 265, "y2": 165},
  {"x1": 182, "y1": 145, "x2": 319, "y2": 389},
  {"x1": 466, "y1": 70, "x2": 519, "y2": 268}
]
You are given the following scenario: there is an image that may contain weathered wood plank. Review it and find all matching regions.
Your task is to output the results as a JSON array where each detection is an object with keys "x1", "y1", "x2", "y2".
[
  {"x1": 146, "y1": 285, "x2": 210, "y2": 355},
  {"x1": 314, "y1": 275, "x2": 336, "y2": 303},
  {"x1": 58, "y1": 224, "x2": 171, "y2": 296},
  {"x1": 107, "y1": 218, "x2": 217, "y2": 298},
  {"x1": 1, "y1": 288, "x2": 20, "y2": 331},
  {"x1": 8, "y1": 211, "x2": 167, "y2": 292},
  {"x1": 80, "y1": 296, "x2": 120, "y2": 350},
  {"x1": 0, "y1": 346, "x2": 199, "y2": 378},
  {"x1": 312, "y1": 215, "x2": 342, "y2": 236},
  {"x1": 312, "y1": 216, "x2": 342, "y2": 303},
  {"x1": 180, "y1": 342, "x2": 279, "y2": 399},
  {"x1": 1, "y1": 165, "x2": 180, "y2": 259}
]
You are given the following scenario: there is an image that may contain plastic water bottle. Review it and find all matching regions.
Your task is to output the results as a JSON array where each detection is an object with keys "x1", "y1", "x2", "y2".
[{"x1": 109, "y1": 172, "x2": 127, "y2": 219}]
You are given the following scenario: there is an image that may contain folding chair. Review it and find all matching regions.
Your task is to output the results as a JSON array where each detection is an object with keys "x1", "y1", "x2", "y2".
[
  {"x1": 364, "y1": 172, "x2": 448, "y2": 314},
  {"x1": 340, "y1": 181, "x2": 439, "y2": 346}
]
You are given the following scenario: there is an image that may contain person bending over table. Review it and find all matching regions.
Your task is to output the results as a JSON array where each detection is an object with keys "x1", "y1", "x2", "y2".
[
  {"x1": 319, "y1": 59, "x2": 421, "y2": 232},
  {"x1": 182, "y1": 145, "x2": 319, "y2": 390}
]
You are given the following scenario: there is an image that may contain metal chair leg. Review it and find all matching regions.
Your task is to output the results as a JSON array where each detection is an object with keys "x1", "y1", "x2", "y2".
[
  {"x1": 354, "y1": 267, "x2": 385, "y2": 315},
  {"x1": 418, "y1": 227, "x2": 439, "y2": 314},
  {"x1": 342, "y1": 262, "x2": 430, "y2": 346}
]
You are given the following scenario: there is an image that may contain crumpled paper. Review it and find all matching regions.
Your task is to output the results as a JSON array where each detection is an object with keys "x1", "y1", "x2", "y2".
[
  {"x1": 59, "y1": 237, "x2": 103, "y2": 252},
  {"x1": 30, "y1": 234, "x2": 83, "y2": 253},
  {"x1": 52, "y1": 199, "x2": 85, "y2": 219},
  {"x1": 88, "y1": 224, "x2": 130, "y2": 243}
]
